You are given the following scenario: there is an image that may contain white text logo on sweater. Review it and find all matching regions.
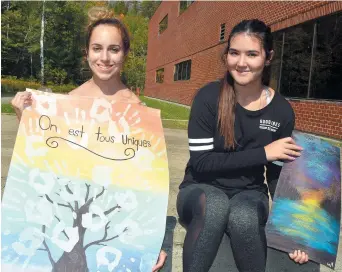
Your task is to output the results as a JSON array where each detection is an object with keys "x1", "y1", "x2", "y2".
[{"x1": 259, "y1": 119, "x2": 280, "y2": 132}]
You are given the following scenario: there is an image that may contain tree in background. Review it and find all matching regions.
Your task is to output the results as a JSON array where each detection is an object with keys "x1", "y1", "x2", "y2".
[
  {"x1": 1, "y1": 2, "x2": 41, "y2": 78},
  {"x1": 1, "y1": 0, "x2": 161, "y2": 92},
  {"x1": 140, "y1": 0, "x2": 161, "y2": 19}
]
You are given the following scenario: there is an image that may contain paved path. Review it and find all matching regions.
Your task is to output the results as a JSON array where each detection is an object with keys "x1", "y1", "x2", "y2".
[{"x1": 1, "y1": 114, "x2": 341, "y2": 271}]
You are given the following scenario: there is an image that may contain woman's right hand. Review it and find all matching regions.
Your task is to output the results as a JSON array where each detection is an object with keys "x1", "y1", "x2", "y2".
[
  {"x1": 11, "y1": 91, "x2": 32, "y2": 120},
  {"x1": 264, "y1": 137, "x2": 303, "y2": 162}
]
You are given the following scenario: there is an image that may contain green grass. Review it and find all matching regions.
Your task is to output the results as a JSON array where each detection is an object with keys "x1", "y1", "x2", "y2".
[
  {"x1": 140, "y1": 96, "x2": 190, "y2": 121},
  {"x1": 162, "y1": 119, "x2": 188, "y2": 130},
  {"x1": 1, "y1": 103, "x2": 15, "y2": 114},
  {"x1": 1, "y1": 97, "x2": 190, "y2": 129}
]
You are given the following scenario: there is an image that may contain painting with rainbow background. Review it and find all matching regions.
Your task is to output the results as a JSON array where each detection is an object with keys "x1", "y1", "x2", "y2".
[
  {"x1": 266, "y1": 131, "x2": 341, "y2": 269},
  {"x1": 1, "y1": 90, "x2": 169, "y2": 272}
]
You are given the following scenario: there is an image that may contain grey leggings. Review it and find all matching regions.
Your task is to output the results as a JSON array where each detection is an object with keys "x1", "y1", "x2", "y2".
[{"x1": 177, "y1": 184, "x2": 269, "y2": 272}]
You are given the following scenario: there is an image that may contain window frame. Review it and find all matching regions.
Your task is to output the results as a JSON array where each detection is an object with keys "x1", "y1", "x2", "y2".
[
  {"x1": 270, "y1": 11, "x2": 341, "y2": 101},
  {"x1": 159, "y1": 15, "x2": 168, "y2": 35},
  {"x1": 156, "y1": 68, "x2": 165, "y2": 83},
  {"x1": 219, "y1": 23, "x2": 226, "y2": 42},
  {"x1": 174, "y1": 60, "x2": 192, "y2": 81},
  {"x1": 179, "y1": 0, "x2": 195, "y2": 15}
]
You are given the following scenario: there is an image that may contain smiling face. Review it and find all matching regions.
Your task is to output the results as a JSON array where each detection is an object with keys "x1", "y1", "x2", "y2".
[
  {"x1": 87, "y1": 24, "x2": 125, "y2": 81},
  {"x1": 226, "y1": 33, "x2": 271, "y2": 86}
]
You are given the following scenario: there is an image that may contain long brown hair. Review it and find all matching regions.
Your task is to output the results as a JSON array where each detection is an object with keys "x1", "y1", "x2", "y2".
[{"x1": 218, "y1": 19, "x2": 273, "y2": 149}]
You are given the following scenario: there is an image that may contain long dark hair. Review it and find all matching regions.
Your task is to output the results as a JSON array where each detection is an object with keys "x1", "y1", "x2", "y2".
[{"x1": 218, "y1": 19, "x2": 273, "y2": 149}]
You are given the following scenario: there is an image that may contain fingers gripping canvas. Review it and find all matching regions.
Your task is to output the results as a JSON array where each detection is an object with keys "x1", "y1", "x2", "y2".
[
  {"x1": 266, "y1": 131, "x2": 341, "y2": 269},
  {"x1": 1, "y1": 90, "x2": 169, "y2": 272}
]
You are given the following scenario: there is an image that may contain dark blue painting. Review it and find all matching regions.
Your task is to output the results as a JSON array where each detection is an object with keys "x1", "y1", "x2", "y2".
[{"x1": 266, "y1": 131, "x2": 341, "y2": 269}]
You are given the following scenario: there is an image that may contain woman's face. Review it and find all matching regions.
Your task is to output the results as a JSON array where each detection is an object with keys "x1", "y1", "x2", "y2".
[
  {"x1": 226, "y1": 33, "x2": 271, "y2": 86},
  {"x1": 87, "y1": 24, "x2": 125, "y2": 81}
]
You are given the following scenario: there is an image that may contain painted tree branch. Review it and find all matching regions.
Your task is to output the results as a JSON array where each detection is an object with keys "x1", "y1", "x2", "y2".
[
  {"x1": 44, "y1": 194, "x2": 74, "y2": 212},
  {"x1": 84, "y1": 222, "x2": 128, "y2": 250},
  {"x1": 92, "y1": 204, "x2": 121, "y2": 218},
  {"x1": 41, "y1": 225, "x2": 55, "y2": 266},
  {"x1": 54, "y1": 216, "x2": 69, "y2": 239},
  {"x1": 85, "y1": 183, "x2": 90, "y2": 202},
  {"x1": 65, "y1": 184, "x2": 73, "y2": 195},
  {"x1": 83, "y1": 186, "x2": 105, "y2": 208},
  {"x1": 104, "y1": 204, "x2": 121, "y2": 216}
]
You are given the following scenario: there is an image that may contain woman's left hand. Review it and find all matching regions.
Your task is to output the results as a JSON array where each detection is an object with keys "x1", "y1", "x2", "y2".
[
  {"x1": 152, "y1": 250, "x2": 167, "y2": 272},
  {"x1": 289, "y1": 250, "x2": 309, "y2": 264}
]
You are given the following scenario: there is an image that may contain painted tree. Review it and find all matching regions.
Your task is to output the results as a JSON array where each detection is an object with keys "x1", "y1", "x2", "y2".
[{"x1": 17, "y1": 170, "x2": 139, "y2": 271}]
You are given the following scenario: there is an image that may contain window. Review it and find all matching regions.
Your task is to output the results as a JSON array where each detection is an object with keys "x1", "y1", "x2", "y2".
[
  {"x1": 269, "y1": 32, "x2": 283, "y2": 91},
  {"x1": 270, "y1": 12, "x2": 342, "y2": 101},
  {"x1": 310, "y1": 13, "x2": 342, "y2": 100},
  {"x1": 180, "y1": 0, "x2": 194, "y2": 14},
  {"x1": 281, "y1": 21, "x2": 313, "y2": 98},
  {"x1": 159, "y1": 15, "x2": 168, "y2": 34},
  {"x1": 219, "y1": 23, "x2": 226, "y2": 41},
  {"x1": 156, "y1": 68, "x2": 164, "y2": 83},
  {"x1": 174, "y1": 60, "x2": 191, "y2": 81}
]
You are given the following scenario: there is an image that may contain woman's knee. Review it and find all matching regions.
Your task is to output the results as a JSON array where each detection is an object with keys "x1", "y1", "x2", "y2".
[
  {"x1": 228, "y1": 195, "x2": 268, "y2": 234},
  {"x1": 177, "y1": 184, "x2": 229, "y2": 226}
]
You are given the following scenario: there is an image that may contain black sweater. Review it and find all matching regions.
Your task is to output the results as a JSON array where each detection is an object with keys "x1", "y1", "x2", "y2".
[{"x1": 180, "y1": 80, "x2": 295, "y2": 198}]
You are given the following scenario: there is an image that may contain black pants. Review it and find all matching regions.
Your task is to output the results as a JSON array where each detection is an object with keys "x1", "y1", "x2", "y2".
[{"x1": 177, "y1": 184, "x2": 269, "y2": 272}]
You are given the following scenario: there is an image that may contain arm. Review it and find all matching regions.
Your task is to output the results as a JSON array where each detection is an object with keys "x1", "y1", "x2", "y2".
[
  {"x1": 188, "y1": 86, "x2": 267, "y2": 175},
  {"x1": 266, "y1": 108, "x2": 295, "y2": 199}
]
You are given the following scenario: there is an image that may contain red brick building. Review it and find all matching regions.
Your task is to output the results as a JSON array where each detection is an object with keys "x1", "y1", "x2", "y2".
[{"x1": 145, "y1": 1, "x2": 342, "y2": 140}]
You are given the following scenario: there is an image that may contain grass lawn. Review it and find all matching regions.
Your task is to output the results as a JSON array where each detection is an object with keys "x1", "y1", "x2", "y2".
[
  {"x1": 1, "y1": 96, "x2": 190, "y2": 129},
  {"x1": 1, "y1": 103, "x2": 15, "y2": 114},
  {"x1": 140, "y1": 96, "x2": 190, "y2": 120},
  {"x1": 140, "y1": 96, "x2": 190, "y2": 130}
]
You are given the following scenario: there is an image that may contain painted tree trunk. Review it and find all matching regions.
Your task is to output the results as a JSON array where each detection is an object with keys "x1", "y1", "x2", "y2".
[{"x1": 52, "y1": 240, "x2": 88, "y2": 272}]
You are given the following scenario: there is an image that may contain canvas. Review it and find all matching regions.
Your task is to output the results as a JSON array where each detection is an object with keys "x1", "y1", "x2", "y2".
[
  {"x1": 266, "y1": 131, "x2": 341, "y2": 269},
  {"x1": 1, "y1": 90, "x2": 169, "y2": 272}
]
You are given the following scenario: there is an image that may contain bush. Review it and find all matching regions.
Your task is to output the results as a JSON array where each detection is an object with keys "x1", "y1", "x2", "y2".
[{"x1": 1, "y1": 77, "x2": 77, "y2": 94}]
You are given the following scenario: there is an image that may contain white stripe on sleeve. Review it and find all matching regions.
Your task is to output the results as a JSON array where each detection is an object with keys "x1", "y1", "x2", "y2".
[
  {"x1": 189, "y1": 144, "x2": 214, "y2": 151},
  {"x1": 189, "y1": 138, "x2": 214, "y2": 144}
]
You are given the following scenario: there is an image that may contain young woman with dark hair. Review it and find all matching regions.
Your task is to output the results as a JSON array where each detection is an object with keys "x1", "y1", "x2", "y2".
[{"x1": 177, "y1": 19, "x2": 309, "y2": 272}]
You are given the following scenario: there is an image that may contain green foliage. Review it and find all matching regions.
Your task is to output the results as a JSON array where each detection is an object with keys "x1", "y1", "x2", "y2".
[
  {"x1": 113, "y1": 1, "x2": 128, "y2": 15},
  {"x1": 1, "y1": 77, "x2": 76, "y2": 94},
  {"x1": 1, "y1": 2, "x2": 41, "y2": 78},
  {"x1": 122, "y1": 14, "x2": 149, "y2": 90},
  {"x1": 1, "y1": 0, "x2": 159, "y2": 90},
  {"x1": 140, "y1": 1, "x2": 161, "y2": 19}
]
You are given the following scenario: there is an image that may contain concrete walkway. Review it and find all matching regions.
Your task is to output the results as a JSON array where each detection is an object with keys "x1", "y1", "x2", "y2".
[{"x1": 1, "y1": 114, "x2": 341, "y2": 271}]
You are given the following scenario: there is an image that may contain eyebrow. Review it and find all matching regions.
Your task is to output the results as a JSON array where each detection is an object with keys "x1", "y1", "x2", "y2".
[
  {"x1": 91, "y1": 43, "x2": 121, "y2": 47},
  {"x1": 229, "y1": 48, "x2": 260, "y2": 54}
]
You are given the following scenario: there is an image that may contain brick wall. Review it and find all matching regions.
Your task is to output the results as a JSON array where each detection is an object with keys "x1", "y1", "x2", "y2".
[
  {"x1": 289, "y1": 99, "x2": 342, "y2": 139},
  {"x1": 145, "y1": 1, "x2": 342, "y2": 140}
]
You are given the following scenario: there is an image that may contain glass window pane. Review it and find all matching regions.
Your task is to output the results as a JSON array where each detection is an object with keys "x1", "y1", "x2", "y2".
[
  {"x1": 182, "y1": 62, "x2": 187, "y2": 80},
  {"x1": 310, "y1": 12, "x2": 342, "y2": 100},
  {"x1": 270, "y1": 32, "x2": 283, "y2": 91},
  {"x1": 280, "y1": 22, "x2": 313, "y2": 98},
  {"x1": 159, "y1": 15, "x2": 168, "y2": 34},
  {"x1": 187, "y1": 60, "x2": 191, "y2": 80}
]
